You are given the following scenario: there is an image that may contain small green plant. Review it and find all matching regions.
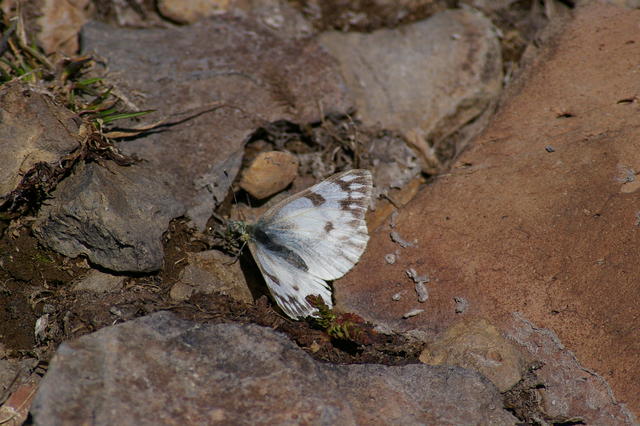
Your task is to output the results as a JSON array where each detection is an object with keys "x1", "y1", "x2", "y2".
[
  {"x1": 0, "y1": 8, "x2": 153, "y2": 129},
  {"x1": 0, "y1": 11, "x2": 52, "y2": 84},
  {"x1": 307, "y1": 295, "x2": 369, "y2": 342},
  {"x1": 32, "y1": 251, "x2": 53, "y2": 264}
]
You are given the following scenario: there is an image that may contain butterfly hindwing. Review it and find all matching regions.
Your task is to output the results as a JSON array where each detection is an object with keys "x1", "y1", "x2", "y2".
[
  {"x1": 247, "y1": 169, "x2": 373, "y2": 318},
  {"x1": 248, "y1": 240, "x2": 332, "y2": 319}
]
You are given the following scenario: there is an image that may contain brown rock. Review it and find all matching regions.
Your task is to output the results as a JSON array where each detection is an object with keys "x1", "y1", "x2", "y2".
[
  {"x1": 0, "y1": 382, "x2": 38, "y2": 425},
  {"x1": 0, "y1": 83, "x2": 79, "y2": 203},
  {"x1": 336, "y1": 2, "x2": 640, "y2": 421},
  {"x1": 167, "y1": 282, "x2": 194, "y2": 302},
  {"x1": 232, "y1": 0, "x2": 314, "y2": 39},
  {"x1": 37, "y1": 0, "x2": 91, "y2": 55},
  {"x1": 420, "y1": 318, "x2": 527, "y2": 392},
  {"x1": 239, "y1": 151, "x2": 299, "y2": 199},
  {"x1": 172, "y1": 250, "x2": 252, "y2": 303},
  {"x1": 72, "y1": 270, "x2": 125, "y2": 293},
  {"x1": 157, "y1": 0, "x2": 230, "y2": 24}
]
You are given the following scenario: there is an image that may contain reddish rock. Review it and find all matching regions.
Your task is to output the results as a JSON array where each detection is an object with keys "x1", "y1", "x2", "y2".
[{"x1": 337, "y1": 3, "x2": 640, "y2": 420}]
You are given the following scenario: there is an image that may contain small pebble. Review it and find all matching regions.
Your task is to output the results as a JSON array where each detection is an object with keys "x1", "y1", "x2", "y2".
[
  {"x1": 453, "y1": 296, "x2": 469, "y2": 313},
  {"x1": 390, "y1": 231, "x2": 415, "y2": 248},
  {"x1": 239, "y1": 150, "x2": 299, "y2": 199},
  {"x1": 415, "y1": 281, "x2": 429, "y2": 303},
  {"x1": 384, "y1": 253, "x2": 396, "y2": 264},
  {"x1": 392, "y1": 292, "x2": 402, "y2": 301},
  {"x1": 406, "y1": 268, "x2": 430, "y2": 284},
  {"x1": 34, "y1": 314, "x2": 49, "y2": 341},
  {"x1": 390, "y1": 210, "x2": 399, "y2": 228},
  {"x1": 402, "y1": 308, "x2": 424, "y2": 319},
  {"x1": 545, "y1": 145, "x2": 555, "y2": 153}
]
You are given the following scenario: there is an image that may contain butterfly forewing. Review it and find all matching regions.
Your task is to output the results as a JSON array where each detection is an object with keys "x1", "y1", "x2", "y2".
[{"x1": 248, "y1": 169, "x2": 373, "y2": 319}]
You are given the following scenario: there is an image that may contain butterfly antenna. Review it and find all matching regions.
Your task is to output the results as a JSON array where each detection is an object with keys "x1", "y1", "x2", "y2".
[
  {"x1": 223, "y1": 169, "x2": 239, "y2": 206},
  {"x1": 346, "y1": 113, "x2": 360, "y2": 169},
  {"x1": 223, "y1": 168, "x2": 251, "y2": 223},
  {"x1": 226, "y1": 238, "x2": 247, "y2": 265}
]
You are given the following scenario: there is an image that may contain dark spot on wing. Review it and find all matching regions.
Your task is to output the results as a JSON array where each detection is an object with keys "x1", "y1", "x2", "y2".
[
  {"x1": 337, "y1": 177, "x2": 352, "y2": 193},
  {"x1": 263, "y1": 270, "x2": 281, "y2": 286},
  {"x1": 324, "y1": 221, "x2": 334, "y2": 233},
  {"x1": 344, "y1": 239, "x2": 365, "y2": 253},
  {"x1": 283, "y1": 295, "x2": 307, "y2": 318},
  {"x1": 338, "y1": 173, "x2": 370, "y2": 191},
  {"x1": 333, "y1": 175, "x2": 371, "y2": 219},
  {"x1": 306, "y1": 191, "x2": 326, "y2": 207},
  {"x1": 339, "y1": 198, "x2": 365, "y2": 217},
  {"x1": 249, "y1": 223, "x2": 308, "y2": 272}
]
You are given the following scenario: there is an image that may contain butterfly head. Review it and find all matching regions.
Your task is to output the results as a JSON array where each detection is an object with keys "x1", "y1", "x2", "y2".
[{"x1": 226, "y1": 219, "x2": 252, "y2": 244}]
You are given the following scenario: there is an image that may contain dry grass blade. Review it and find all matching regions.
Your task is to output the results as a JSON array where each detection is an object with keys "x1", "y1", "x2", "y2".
[{"x1": 103, "y1": 118, "x2": 167, "y2": 138}]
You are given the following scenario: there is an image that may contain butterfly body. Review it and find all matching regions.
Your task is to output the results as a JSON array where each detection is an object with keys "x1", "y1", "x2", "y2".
[{"x1": 233, "y1": 169, "x2": 373, "y2": 319}]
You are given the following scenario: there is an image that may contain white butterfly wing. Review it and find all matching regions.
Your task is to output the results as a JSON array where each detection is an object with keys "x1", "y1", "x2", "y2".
[
  {"x1": 257, "y1": 169, "x2": 372, "y2": 281},
  {"x1": 248, "y1": 169, "x2": 373, "y2": 319},
  {"x1": 248, "y1": 240, "x2": 332, "y2": 319}
]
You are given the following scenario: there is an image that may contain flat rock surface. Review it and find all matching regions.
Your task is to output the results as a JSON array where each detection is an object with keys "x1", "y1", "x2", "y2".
[
  {"x1": 337, "y1": 3, "x2": 640, "y2": 420},
  {"x1": 82, "y1": 16, "x2": 352, "y2": 231},
  {"x1": 30, "y1": 311, "x2": 516, "y2": 425}
]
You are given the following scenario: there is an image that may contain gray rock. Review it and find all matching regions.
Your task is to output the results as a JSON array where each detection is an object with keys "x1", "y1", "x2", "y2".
[
  {"x1": 504, "y1": 313, "x2": 638, "y2": 425},
  {"x1": 34, "y1": 162, "x2": 184, "y2": 273},
  {"x1": 0, "y1": 82, "x2": 79, "y2": 204},
  {"x1": 81, "y1": 17, "x2": 353, "y2": 231},
  {"x1": 319, "y1": 9, "x2": 502, "y2": 171},
  {"x1": 31, "y1": 312, "x2": 517, "y2": 425}
]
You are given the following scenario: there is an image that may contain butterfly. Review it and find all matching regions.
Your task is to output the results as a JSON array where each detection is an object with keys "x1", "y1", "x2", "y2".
[{"x1": 229, "y1": 169, "x2": 373, "y2": 319}]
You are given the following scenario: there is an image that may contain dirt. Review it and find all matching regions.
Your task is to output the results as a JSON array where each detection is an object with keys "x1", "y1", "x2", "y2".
[{"x1": 0, "y1": 216, "x2": 422, "y2": 367}]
